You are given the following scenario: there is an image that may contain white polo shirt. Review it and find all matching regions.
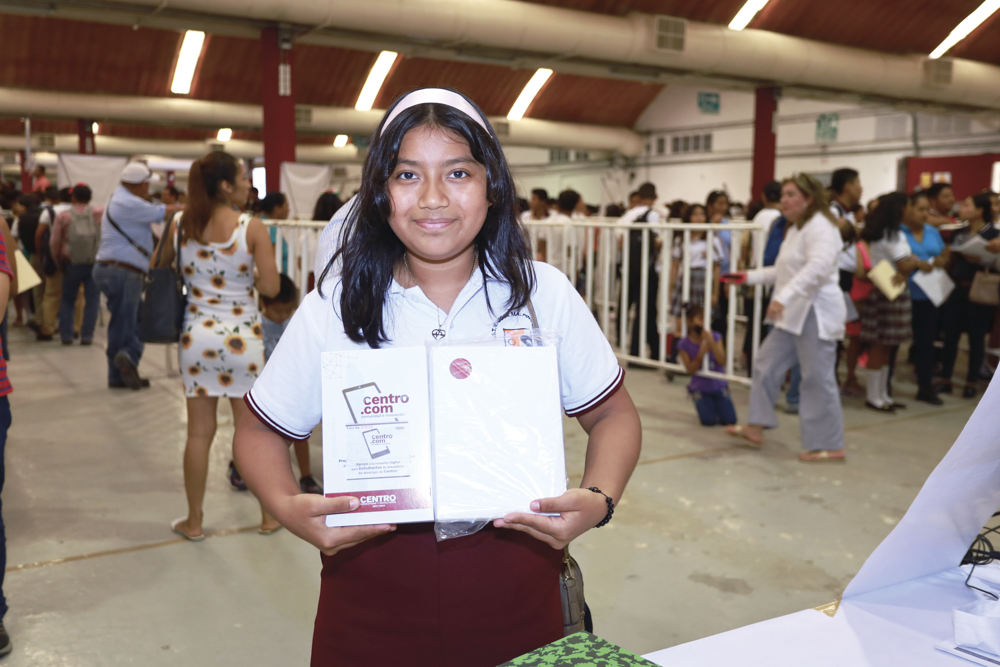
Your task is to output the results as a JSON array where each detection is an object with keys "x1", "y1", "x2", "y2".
[{"x1": 246, "y1": 261, "x2": 624, "y2": 441}]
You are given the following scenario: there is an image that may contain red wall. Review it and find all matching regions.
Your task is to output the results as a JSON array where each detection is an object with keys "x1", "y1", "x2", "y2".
[{"x1": 905, "y1": 153, "x2": 1000, "y2": 199}]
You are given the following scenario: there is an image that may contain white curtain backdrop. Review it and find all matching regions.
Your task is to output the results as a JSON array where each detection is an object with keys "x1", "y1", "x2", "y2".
[
  {"x1": 57, "y1": 154, "x2": 128, "y2": 205},
  {"x1": 279, "y1": 162, "x2": 332, "y2": 220}
]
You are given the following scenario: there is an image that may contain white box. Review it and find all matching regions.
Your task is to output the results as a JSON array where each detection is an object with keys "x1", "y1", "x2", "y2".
[
  {"x1": 321, "y1": 348, "x2": 434, "y2": 526},
  {"x1": 429, "y1": 344, "x2": 567, "y2": 522}
]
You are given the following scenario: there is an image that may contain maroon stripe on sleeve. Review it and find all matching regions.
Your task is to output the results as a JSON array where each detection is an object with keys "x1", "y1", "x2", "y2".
[
  {"x1": 565, "y1": 366, "x2": 625, "y2": 417},
  {"x1": 244, "y1": 390, "x2": 311, "y2": 442}
]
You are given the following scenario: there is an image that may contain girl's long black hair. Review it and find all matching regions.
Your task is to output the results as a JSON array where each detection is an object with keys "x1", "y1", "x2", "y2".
[
  {"x1": 861, "y1": 191, "x2": 907, "y2": 242},
  {"x1": 318, "y1": 90, "x2": 536, "y2": 348}
]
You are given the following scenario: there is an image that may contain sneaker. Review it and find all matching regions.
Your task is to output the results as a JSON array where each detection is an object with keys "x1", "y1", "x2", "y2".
[
  {"x1": 299, "y1": 476, "x2": 323, "y2": 495},
  {"x1": 228, "y1": 460, "x2": 248, "y2": 492},
  {"x1": 114, "y1": 351, "x2": 142, "y2": 390},
  {"x1": 0, "y1": 620, "x2": 12, "y2": 656}
]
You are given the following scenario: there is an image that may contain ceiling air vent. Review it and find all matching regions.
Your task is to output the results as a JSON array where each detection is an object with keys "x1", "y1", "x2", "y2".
[
  {"x1": 924, "y1": 59, "x2": 953, "y2": 87},
  {"x1": 493, "y1": 121, "x2": 510, "y2": 137},
  {"x1": 294, "y1": 106, "x2": 312, "y2": 126},
  {"x1": 333, "y1": 166, "x2": 348, "y2": 178},
  {"x1": 37, "y1": 134, "x2": 55, "y2": 149},
  {"x1": 210, "y1": 143, "x2": 224, "y2": 152},
  {"x1": 653, "y1": 16, "x2": 685, "y2": 53}
]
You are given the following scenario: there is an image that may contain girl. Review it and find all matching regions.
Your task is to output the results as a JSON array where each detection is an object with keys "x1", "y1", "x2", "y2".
[
  {"x1": 153, "y1": 152, "x2": 282, "y2": 539},
  {"x1": 669, "y1": 204, "x2": 724, "y2": 338},
  {"x1": 233, "y1": 88, "x2": 641, "y2": 666},
  {"x1": 721, "y1": 174, "x2": 847, "y2": 462},
  {"x1": 677, "y1": 305, "x2": 736, "y2": 426}
]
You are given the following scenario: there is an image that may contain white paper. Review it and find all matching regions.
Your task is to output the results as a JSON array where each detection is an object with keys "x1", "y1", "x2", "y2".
[
  {"x1": 429, "y1": 345, "x2": 567, "y2": 522},
  {"x1": 954, "y1": 600, "x2": 1000, "y2": 656},
  {"x1": 867, "y1": 259, "x2": 906, "y2": 301},
  {"x1": 912, "y1": 268, "x2": 956, "y2": 307},
  {"x1": 321, "y1": 347, "x2": 434, "y2": 527},
  {"x1": 14, "y1": 250, "x2": 40, "y2": 294},
  {"x1": 937, "y1": 640, "x2": 1000, "y2": 666},
  {"x1": 953, "y1": 235, "x2": 1000, "y2": 265}
]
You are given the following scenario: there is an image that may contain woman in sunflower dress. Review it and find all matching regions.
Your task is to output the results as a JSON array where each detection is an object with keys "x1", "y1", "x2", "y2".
[{"x1": 153, "y1": 151, "x2": 281, "y2": 539}]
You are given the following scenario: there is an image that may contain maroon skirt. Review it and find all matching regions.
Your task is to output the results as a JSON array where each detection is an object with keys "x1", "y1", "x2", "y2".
[{"x1": 311, "y1": 523, "x2": 563, "y2": 667}]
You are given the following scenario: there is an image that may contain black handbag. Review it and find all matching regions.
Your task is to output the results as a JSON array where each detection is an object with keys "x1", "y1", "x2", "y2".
[{"x1": 139, "y1": 225, "x2": 187, "y2": 344}]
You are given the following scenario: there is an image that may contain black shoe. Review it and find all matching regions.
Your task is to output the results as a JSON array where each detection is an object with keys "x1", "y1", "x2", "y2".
[
  {"x1": 916, "y1": 388, "x2": 944, "y2": 405},
  {"x1": 865, "y1": 400, "x2": 895, "y2": 413},
  {"x1": 108, "y1": 378, "x2": 150, "y2": 389},
  {"x1": 626, "y1": 362, "x2": 653, "y2": 370},
  {"x1": 963, "y1": 385, "x2": 977, "y2": 399},
  {"x1": 73, "y1": 332, "x2": 80, "y2": 340},
  {"x1": 891, "y1": 401, "x2": 907, "y2": 410},
  {"x1": 0, "y1": 619, "x2": 12, "y2": 656},
  {"x1": 26, "y1": 321, "x2": 40, "y2": 335},
  {"x1": 228, "y1": 461, "x2": 248, "y2": 492},
  {"x1": 36, "y1": 334, "x2": 53, "y2": 341},
  {"x1": 937, "y1": 383, "x2": 953, "y2": 395},
  {"x1": 61, "y1": 339, "x2": 73, "y2": 345},
  {"x1": 81, "y1": 339, "x2": 93, "y2": 346},
  {"x1": 114, "y1": 351, "x2": 142, "y2": 390},
  {"x1": 299, "y1": 476, "x2": 323, "y2": 495}
]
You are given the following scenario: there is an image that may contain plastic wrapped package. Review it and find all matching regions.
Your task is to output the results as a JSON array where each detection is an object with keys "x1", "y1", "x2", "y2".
[{"x1": 429, "y1": 332, "x2": 568, "y2": 541}]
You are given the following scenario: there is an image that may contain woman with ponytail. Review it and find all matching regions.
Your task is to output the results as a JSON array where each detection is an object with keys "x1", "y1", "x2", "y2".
[{"x1": 152, "y1": 151, "x2": 282, "y2": 539}]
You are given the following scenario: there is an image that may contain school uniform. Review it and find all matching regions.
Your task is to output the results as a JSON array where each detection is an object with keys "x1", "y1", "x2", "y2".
[
  {"x1": 744, "y1": 212, "x2": 846, "y2": 452},
  {"x1": 246, "y1": 261, "x2": 623, "y2": 667},
  {"x1": 860, "y1": 230, "x2": 913, "y2": 347}
]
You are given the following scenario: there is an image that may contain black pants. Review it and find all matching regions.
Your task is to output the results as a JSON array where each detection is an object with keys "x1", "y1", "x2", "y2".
[
  {"x1": 940, "y1": 287, "x2": 995, "y2": 384},
  {"x1": 625, "y1": 269, "x2": 660, "y2": 360},
  {"x1": 910, "y1": 299, "x2": 938, "y2": 389}
]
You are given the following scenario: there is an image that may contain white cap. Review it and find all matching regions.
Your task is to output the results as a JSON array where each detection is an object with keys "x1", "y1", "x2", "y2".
[{"x1": 121, "y1": 162, "x2": 160, "y2": 185}]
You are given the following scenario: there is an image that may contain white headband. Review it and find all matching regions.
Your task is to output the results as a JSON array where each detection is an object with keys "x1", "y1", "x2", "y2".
[{"x1": 379, "y1": 88, "x2": 491, "y2": 137}]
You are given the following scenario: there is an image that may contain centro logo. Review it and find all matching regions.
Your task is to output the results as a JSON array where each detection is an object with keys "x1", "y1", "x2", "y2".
[
  {"x1": 362, "y1": 393, "x2": 409, "y2": 415},
  {"x1": 360, "y1": 494, "x2": 397, "y2": 505}
]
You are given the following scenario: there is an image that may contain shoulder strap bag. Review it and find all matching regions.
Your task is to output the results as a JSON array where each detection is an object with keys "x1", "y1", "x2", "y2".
[
  {"x1": 138, "y1": 222, "x2": 188, "y2": 344},
  {"x1": 524, "y1": 300, "x2": 592, "y2": 636},
  {"x1": 969, "y1": 267, "x2": 1000, "y2": 306}
]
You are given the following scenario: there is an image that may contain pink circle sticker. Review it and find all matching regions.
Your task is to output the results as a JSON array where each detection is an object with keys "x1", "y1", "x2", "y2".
[{"x1": 449, "y1": 358, "x2": 472, "y2": 379}]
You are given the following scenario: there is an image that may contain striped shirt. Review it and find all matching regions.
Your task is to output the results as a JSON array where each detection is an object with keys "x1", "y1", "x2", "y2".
[{"x1": 0, "y1": 235, "x2": 13, "y2": 396}]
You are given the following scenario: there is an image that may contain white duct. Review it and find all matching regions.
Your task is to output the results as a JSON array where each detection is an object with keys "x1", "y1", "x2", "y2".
[
  {"x1": 0, "y1": 87, "x2": 643, "y2": 155},
  {"x1": 68, "y1": 0, "x2": 1000, "y2": 111}
]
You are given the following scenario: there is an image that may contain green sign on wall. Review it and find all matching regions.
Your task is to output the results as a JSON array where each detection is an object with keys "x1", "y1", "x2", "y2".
[
  {"x1": 697, "y1": 92, "x2": 720, "y2": 114},
  {"x1": 816, "y1": 113, "x2": 839, "y2": 142}
]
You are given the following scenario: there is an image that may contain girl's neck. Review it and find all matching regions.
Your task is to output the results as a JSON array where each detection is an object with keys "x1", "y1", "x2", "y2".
[
  {"x1": 903, "y1": 219, "x2": 923, "y2": 234},
  {"x1": 970, "y1": 217, "x2": 986, "y2": 234},
  {"x1": 399, "y1": 245, "x2": 478, "y2": 314}
]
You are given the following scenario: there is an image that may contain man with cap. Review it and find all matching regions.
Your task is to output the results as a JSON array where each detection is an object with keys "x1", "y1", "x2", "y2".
[{"x1": 93, "y1": 162, "x2": 179, "y2": 389}]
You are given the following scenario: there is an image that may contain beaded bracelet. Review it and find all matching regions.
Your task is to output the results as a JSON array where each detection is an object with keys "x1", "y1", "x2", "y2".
[{"x1": 588, "y1": 487, "x2": 615, "y2": 528}]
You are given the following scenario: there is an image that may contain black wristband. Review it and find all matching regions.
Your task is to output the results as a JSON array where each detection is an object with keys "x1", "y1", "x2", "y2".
[{"x1": 587, "y1": 487, "x2": 615, "y2": 528}]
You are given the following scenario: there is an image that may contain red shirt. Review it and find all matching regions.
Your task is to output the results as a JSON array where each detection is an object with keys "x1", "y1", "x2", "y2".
[{"x1": 0, "y1": 235, "x2": 13, "y2": 396}]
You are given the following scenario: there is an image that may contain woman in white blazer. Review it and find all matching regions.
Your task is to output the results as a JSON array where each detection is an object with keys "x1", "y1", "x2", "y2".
[{"x1": 722, "y1": 173, "x2": 847, "y2": 462}]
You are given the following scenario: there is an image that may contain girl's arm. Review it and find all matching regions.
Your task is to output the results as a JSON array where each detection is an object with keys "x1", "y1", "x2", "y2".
[
  {"x1": 495, "y1": 386, "x2": 641, "y2": 549},
  {"x1": 234, "y1": 409, "x2": 394, "y2": 554},
  {"x1": 679, "y1": 348, "x2": 702, "y2": 375},
  {"x1": 709, "y1": 332, "x2": 726, "y2": 361}
]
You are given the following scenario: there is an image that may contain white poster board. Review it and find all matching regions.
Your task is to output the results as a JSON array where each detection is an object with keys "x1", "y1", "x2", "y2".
[
  {"x1": 56, "y1": 154, "x2": 128, "y2": 206},
  {"x1": 279, "y1": 162, "x2": 332, "y2": 220}
]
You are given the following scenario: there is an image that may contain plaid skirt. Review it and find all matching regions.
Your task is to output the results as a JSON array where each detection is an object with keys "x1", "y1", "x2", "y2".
[
  {"x1": 671, "y1": 267, "x2": 707, "y2": 316},
  {"x1": 860, "y1": 286, "x2": 912, "y2": 345}
]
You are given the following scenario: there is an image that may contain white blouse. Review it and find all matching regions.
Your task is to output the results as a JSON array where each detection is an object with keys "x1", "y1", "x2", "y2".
[{"x1": 745, "y1": 211, "x2": 846, "y2": 341}]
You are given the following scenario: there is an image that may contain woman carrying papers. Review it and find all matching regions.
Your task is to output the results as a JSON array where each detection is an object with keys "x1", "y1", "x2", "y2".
[
  {"x1": 901, "y1": 191, "x2": 950, "y2": 405},
  {"x1": 719, "y1": 174, "x2": 847, "y2": 462},
  {"x1": 232, "y1": 88, "x2": 641, "y2": 667},
  {"x1": 938, "y1": 193, "x2": 999, "y2": 399},
  {"x1": 857, "y1": 193, "x2": 920, "y2": 412}
]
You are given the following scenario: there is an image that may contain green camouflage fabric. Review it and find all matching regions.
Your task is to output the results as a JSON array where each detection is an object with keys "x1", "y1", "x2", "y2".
[{"x1": 498, "y1": 633, "x2": 659, "y2": 666}]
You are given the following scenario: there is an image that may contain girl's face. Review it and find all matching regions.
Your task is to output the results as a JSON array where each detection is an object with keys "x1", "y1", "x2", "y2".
[
  {"x1": 904, "y1": 197, "x2": 929, "y2": 226},
  {"x1": 387, "y1": 124, "x2": 488, "y2": 264},
  {"x1": 780, "y1": 183, "x2": 812, "y2": 222},
  {"x1": 711, "y1": 195, "x2": 729, "y2": 217},
  {"x1": 688, "y1": 206, "x2": 707, "y2": 223},
  {"x1": 959, "y1": 196, "x2": 981, "y2": 223},
  {"x1": 224, "y1": 162, "x2": 250, "y2": 208}
]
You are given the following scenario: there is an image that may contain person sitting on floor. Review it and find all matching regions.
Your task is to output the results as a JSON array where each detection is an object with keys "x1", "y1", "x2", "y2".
[{"x1": 677, "y1": 304, "x2": 737, "y2": 427}]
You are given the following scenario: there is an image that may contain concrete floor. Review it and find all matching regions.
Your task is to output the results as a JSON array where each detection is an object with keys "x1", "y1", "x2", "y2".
[{"x1": 2, "y1": 314, "x2": 982, "y2": 664}]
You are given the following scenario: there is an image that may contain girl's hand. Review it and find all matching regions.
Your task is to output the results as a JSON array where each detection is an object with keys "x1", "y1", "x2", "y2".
[
  {"x1": 891, "y1": 272, "x2": 907, "y2": 286},
  {"x1": 494, "y1": 488, "x2": 610, "y2": 549},
  {"x1": 919, "y1": 260, "x2": 934, "y2": 273},
  {"x1": 272, "y1": 493, "x2": 395, "y2": 556},
  {"x1": 766, "y1": 300, "x2": 785, "y2": 321}
]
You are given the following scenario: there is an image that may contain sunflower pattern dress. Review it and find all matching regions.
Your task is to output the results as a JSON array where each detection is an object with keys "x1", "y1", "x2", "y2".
[{"x1": 178, "y1": 213, "x2": 265, "y2": 397}]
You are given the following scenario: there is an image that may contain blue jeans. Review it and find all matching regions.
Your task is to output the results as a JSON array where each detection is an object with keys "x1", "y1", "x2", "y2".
[
  {"x1": 0, "y1": 396, "x2": 11, "y2": 620},
  {"x1": 93, "y1": 264, "x2": 145, "y2": 383},
  {"x1": 692, "y1": 388, "x2": 737, "y2": 426},
  {"x1": 786, "y1": 364, "x2": 801, "y2": 406},
  {"x1": 60, "y1": 264, "x2": 100, "y2": 343}
]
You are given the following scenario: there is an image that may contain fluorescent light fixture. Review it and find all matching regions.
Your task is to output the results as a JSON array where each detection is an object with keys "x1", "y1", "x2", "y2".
[
  {"x1": 507, "y1": 68, "x2": 553, "y2": 121},
  {"x1": 333, "y1": 134, "x2": 349, "y2": 148},
  {"x1": 355, "y1": 51, "x2": 398, "y2": 111},
  {"x1": 170, "y1": 30, "x2": 206, "y2": 95},
  {"x1": 217, "y1": 128, "x2": 232, "y2": 142},
  {"x1": 728, "y1": 0, "x2": 771, "y2": 30},
  {"x1": 929, "y1": 0, "x2": 1000, "y2": 58},
  {"x1": 91, "y1": 122, "x2": 99, "y2": 134}
]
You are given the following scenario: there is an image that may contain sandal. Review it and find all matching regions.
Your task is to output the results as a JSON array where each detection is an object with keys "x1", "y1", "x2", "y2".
[
  {"x1": 798, "y1": 449, "x2": 846, "y2": 463},
  {"x1": 171, "y1": 517, "x2": 206, "y2": 542},
  {"x1": 725, "y1": 425, "x2": 763, "y2": 448}
]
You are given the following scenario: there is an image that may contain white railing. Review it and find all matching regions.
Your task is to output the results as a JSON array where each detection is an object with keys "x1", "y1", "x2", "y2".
[{"x1": 267, "y1": 217, "x2": 765, "y2": 386}]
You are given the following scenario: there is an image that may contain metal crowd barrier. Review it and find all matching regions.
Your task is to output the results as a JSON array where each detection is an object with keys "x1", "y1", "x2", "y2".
[{"x1": 267, "y1": 217, "x2": 765, "y2": 386}]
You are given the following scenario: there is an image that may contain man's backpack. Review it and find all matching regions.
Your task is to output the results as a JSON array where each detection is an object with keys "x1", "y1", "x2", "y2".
[{"x1": 66, "y1": 206, "x2": 100, "y2": 265}]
